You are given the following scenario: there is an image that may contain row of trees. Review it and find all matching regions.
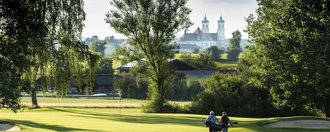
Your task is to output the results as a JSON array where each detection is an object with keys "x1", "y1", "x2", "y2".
[{"x1": 114, "y1": 69, "x2": 202, "y2": 101}]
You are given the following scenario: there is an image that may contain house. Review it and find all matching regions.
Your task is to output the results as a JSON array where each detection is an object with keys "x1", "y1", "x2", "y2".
[{"x1": 93, "y1": 74, "x2": 119, "y2": 93}]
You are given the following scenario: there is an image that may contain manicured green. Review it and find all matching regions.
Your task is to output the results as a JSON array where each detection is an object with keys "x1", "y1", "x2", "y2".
[{"x1": 1, "y1": 108, "x2": 329, "y2": 132}]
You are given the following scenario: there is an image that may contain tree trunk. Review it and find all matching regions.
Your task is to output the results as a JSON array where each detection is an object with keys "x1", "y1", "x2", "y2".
[{"x1": 31, "y1": 88, "x2": 40, "y2": 108}]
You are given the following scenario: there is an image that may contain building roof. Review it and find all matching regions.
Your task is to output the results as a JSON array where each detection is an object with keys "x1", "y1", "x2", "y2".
[
  {"x1": 94, "y1": 74, "x2": 118, "y2": 86},
  {"x1": 180, "y1": 28, "x2": 218, "y2": 41}
]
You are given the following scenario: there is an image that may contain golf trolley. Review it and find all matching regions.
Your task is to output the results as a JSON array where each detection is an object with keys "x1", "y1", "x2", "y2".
[{"x1": 201, "y1": 119, "x2": 238, "y2": 132}]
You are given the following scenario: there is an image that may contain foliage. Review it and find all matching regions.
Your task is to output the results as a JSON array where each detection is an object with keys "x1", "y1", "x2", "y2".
[
  {"x1": 106, "y1": 0, "x2": 192, "y2": 112},
  {"x1": 180, "y1": 52, "x2": 217, "y2": 70},
  {"x1": 245, "y1": 0, "x2": 330, "y2": 117},
  {"x1": 206, "y1": 46, "x2": 224, "y2": 61},
  {"x1": 110, "y1": 46, "x2": 144, "y2": 65},
  {"x1": 0, "y1": 64, "x2": 21, "y2": 112},
  {"x1": 167, "y1": 74, "x2": 202, "y2": 101},
  {"x1": 96, "y1": 57, "x2": 114, "y2": 74},
  {"x1": 167, "y1": 73, "x2": 187, "y2": 101},
  {"x1": 192, "y1": 48, "x2": 200, "y2": 53},
  {"x1": 0, "y1": 0, "x2": 91, "y2": 110},
  {"x1": 190, "y1": 73, "x2": 285, "y2": 117},
  {"x1": 227, "y1": 30, "x2": 242, "y2": 60},
  {"x1": 113, "y1": 72, "x2": 148, "y2": 99},
  {"x1": 185, "y1": 77, "x2": 203, "y2": 100},
  {"x1": 90, "y1": 40, "x2": 106, "y2": 56}
]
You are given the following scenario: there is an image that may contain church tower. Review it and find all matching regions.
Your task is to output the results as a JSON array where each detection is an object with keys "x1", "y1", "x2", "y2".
[
  {"x1": 217, "y1": 14, "x2": 225, "y2": 41},
  {"x1": 202, "y1": 14, "x2": 209, "y2": 33}
]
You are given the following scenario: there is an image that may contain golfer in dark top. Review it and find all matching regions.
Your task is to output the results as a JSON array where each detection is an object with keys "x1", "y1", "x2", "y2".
[{"x1": 220, "y1": 112, "x2": 231, "y2": 132}]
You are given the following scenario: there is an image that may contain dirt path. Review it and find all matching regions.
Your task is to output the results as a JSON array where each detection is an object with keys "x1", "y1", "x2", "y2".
[
  {"x1": 265, "y1": 119, "x2": 330, "y2": 129},
  {"x1": 0, "y1": 124, "x2": 20, "y2": 131}
]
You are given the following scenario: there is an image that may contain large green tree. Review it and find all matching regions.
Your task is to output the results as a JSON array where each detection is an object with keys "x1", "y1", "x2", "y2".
[
  {"x1": 227, "y1": 30, "x2": 242, "y2": 61},
  {"x1": 245, "y1": 0, "x2": 330, "y2": 117},
  {"x1": 206, "y1": 46, "x2": 223, "y2": 61},
  {"x1": 0, "y1": 0, "x2": 90, "y2": 110},
  {"x1": 106, "y1": 0, "x2": 192, "y2": 112}
]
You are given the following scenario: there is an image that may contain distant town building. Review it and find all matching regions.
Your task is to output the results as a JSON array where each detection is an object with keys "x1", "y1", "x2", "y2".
[
  {"x1": 178, "y1": 14, "x2": 226, "y2": 51},
  {"x1": 177, "y1": 14, "x2": 251, "y2": 52}
]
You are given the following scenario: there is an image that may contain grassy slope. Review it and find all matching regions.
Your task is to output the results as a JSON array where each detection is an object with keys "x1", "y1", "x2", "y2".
[
  {"x1": 1, "y1": 108, "x2": 329, "y2": 132},
  {"x1": 175, "y1": 53, "x2": 238, "y2": 70}
]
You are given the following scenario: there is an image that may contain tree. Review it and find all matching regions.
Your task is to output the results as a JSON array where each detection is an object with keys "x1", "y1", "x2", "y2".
[
  {"x1": 113, "y1": 72, "x2": 148, "y2": 99},
  {"x1": 245, "y1": 0, "x2": 330, "y2": 117},
  {"x1": 90, "y1": 40, "x2": 106, "y2": 56},
  {"x1": 106, "y1": 0, "x2": 192, "y2": 112},
  {"x1": 227, "y1": 30, "x2": 242, "y2": 61},
  {"x1": 96, "y1": 58, "x2": 114, "y2": 74},
  {"x1": 111, "y1": 46, "x2": 144, "y2": 65},
  {"x1": 185, "y1": 77, "x2": 202, "y2": 100},
  {"x1": 192, "y1": 48, "x2": 200, "y2": 53},
  {"x1": 167, "y1": 73, "x2": 187, "y2": 101},
  {"x1": 206, "y1": 46, "x2": 223, "y2": 61},
  {"x1": 0, "y1": 0, "x2": 89, "y2": 110}
]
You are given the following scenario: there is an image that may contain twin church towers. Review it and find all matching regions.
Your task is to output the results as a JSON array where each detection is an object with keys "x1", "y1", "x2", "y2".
[
  {"x1": 202, "y1": 14, "x2": 225, "y2": 42},
  {"x1": 179, "y1": 14, "x2": 226, "y2": 50}
]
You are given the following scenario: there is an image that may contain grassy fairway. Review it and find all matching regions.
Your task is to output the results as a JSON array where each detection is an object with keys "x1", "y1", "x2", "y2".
[{"x1": 1, "y1": 108, "x2": 329, "y2": 132}]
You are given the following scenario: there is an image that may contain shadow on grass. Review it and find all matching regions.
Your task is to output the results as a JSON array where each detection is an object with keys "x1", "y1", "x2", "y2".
[
  {"x1": 46, "y1": 108, "x2": 330, "y2": 132},
  {"x1": 4, "y1": 119, "x2": 102, "y2": 132},
  {"x1": 49, "y1": 107, "x2": 205, "y2": 127}
]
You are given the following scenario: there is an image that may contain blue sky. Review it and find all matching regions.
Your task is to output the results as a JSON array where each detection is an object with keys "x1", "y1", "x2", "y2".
[{"x1": 82, "y1": 0, "x2": 258, "y2": 39}]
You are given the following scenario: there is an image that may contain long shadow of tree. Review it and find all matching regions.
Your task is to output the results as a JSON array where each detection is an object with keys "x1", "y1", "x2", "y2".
[{"x1": 4, "y1": 119, "x2": 103, "y2": 132}]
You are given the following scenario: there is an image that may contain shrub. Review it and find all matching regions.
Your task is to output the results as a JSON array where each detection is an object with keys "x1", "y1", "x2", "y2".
[
  {"x1": 142, "y1": 101, "x2": 190, "y2": 113},
  {"x1": 190, "y1": 73, "x2": 282, "y2": 117}
]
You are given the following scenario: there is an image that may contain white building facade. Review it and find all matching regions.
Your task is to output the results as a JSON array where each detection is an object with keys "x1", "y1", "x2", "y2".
[{"x1": 178, "y1": 15, "x2": 226, "y2": 51}]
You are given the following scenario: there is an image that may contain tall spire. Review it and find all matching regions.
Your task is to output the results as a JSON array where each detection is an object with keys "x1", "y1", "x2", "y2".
[
  {"x1": 217, "y1": 13, "x2": 225, "y2": 46},
  {"x1": 202, "y1": 14, "x2": 209, "y2": 33}
]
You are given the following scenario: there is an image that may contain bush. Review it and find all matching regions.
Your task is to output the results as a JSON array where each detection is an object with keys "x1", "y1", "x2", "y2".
[
  {"x1": 190, "y1": 73, "x2": 282, "y2": 117},
  {"x1": 142, "y1": 101, "x2": 190, "y2": 113},
  {"x1": 114, "y1": 72, "x2": 148, "y2": 99},
  {"x1": 167, "y1": 73, "x2": 203, "y2": 101}
]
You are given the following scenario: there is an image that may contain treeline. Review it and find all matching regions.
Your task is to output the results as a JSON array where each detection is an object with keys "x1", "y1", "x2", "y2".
[{"x1": 114, "y1": 67, "x2": 202, "y2": 101}]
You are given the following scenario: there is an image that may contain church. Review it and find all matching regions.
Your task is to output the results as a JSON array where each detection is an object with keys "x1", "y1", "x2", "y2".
[{"x1": 177, "y1": 15, "x2": 226, "y2": 52}]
